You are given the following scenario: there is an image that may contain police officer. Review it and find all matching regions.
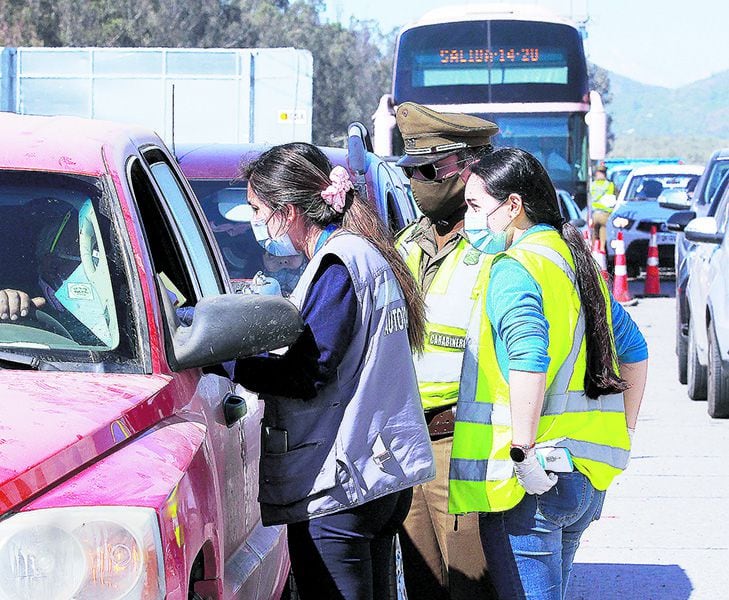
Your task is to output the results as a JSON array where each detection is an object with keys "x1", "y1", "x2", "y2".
[
  {"x1": 395, "y1": 102, "x2": 498, "y2": 600},
  {"x1": 590, "y1": 164, "x2": 617, "y2": 251}
]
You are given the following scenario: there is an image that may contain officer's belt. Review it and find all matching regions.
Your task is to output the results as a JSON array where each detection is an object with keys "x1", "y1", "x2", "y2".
[{"x1": 424, "y1": 405, "x2": 456, "y2": 438}]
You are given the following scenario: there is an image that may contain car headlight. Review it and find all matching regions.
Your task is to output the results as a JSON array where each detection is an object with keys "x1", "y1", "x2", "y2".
[
  {"x1": 612, "y1": 216, "x2": 634, "y2": 229},
  {"x1": 0, "y1": 507, "x2": 164, "y2": 600}
]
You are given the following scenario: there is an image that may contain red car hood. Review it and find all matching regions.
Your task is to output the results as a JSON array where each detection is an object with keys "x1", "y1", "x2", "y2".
[{"x1": 0, "y1": 371, "x2": 173, "y2": 514}]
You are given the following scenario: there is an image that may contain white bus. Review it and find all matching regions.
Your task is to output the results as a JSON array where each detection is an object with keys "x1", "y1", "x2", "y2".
[{"x1": 373, "y1": 4, "x2": 606, "y2": 207}]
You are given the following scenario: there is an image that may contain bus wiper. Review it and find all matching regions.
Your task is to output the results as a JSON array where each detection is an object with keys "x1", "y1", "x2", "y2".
[{"x1": 0, "y1": 350, "x2": 58, "y2": 371}]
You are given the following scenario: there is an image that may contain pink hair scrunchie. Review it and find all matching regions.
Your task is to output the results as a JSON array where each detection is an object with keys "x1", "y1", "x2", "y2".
[{"x1": 321, "y1": 165, "x2": 353, "y2": 213}]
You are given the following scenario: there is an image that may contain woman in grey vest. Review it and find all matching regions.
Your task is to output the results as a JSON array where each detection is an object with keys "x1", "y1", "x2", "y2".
[{"x1": 234, "y1": 143, "x2": 435, "y2": 600}]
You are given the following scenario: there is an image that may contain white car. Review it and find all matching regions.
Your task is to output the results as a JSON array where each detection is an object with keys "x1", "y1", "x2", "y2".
[
  {"x1": 683, "y1": 179, "x2": 729, "y2": 418},
  {"x1": 605, "y1": 164, "x2": 704, "y2": 276}
]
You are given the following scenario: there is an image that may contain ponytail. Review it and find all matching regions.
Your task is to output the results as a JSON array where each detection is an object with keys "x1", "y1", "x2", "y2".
[
  {"x1": 343, "y1": 193, "x2": 426, "y2": 352},
  {"x1": 560, "y1": 223, "x2": 629, "y2": 398}
]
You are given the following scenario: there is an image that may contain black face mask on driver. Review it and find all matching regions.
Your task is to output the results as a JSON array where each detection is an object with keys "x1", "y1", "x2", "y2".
[{"x1": 410, "y1": 175, "x2": 466, "y2": 223}]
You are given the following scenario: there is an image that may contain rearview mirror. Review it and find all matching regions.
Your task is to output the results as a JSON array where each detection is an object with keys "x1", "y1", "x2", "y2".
[
  {"x1": 684, "y1": 216, "x2": 724, "y2": 245},
  {"x1": 167, "y1": 293, "x2": 304, "y2": 371}
]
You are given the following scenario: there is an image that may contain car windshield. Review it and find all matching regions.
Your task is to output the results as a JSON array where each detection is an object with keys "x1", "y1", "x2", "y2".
[
  {"x1": 0, "y1": 170, "x2": 142, "y2": 372},
  {"x1": 189, "y1": 180, "x2": 307, "y2": 296},
  {"x1": 624, "y1": 174, "x2": 699, "y2": 202}
]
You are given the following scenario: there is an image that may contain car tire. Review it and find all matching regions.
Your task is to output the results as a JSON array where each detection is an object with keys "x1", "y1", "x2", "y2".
[
  {"x1": 687, "y1": 318, "x2": 707, "y2": 400},
  {"x1": 707, "y1": 324, "x2": 729, "y2": 418},
  {"x1": 676, "y1": 304, "x2": 688, "y2": 385}
]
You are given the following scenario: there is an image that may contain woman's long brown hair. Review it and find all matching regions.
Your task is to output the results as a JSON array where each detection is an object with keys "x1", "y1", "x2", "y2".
[{"x1": 245, "y1": 142, "x2": 425, "y2": 351}]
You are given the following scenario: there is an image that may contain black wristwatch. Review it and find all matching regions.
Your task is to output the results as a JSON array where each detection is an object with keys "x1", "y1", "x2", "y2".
[{"x1": 509, "y1": 443, "x2": 535, "y2": 463}]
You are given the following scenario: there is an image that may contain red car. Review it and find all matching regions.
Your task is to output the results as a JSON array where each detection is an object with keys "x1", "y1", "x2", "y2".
[{"x1": 0, "y1": 113, "x2": 302, "y2": 599}]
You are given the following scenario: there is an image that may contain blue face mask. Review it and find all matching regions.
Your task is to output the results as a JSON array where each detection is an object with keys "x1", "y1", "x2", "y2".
[
  {"x1": 463, "y1": 202, "x2": 512, "y2": 254},
  {"x1": 251, "y1": 215, "x2": 299, "y2": 257}
]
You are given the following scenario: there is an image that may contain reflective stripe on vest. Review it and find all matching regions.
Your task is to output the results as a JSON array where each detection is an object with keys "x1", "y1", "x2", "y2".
[
  {"x1": 449, "y1": 229, "x2": 630, "y2": 515},
  {"x1": 397, "y1": 228, "x2": 489, "y2": 409}
]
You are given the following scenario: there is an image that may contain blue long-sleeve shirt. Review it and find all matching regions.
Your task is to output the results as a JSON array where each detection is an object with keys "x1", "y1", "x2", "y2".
[
  {"x1": 486, "y1": 224, "x2": 648, "y2": 381},
  {"x1": 234, "y1": 254, "x2": 357, "y2": 399}
]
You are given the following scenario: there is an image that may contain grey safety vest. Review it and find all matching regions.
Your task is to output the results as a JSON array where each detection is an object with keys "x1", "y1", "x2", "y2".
[{"x1": 257, "y1": 232, "x2": 435, "y2": 525}]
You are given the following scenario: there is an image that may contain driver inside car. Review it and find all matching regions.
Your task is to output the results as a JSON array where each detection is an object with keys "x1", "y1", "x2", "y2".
[{"x1": 0, "y1": 197, "x2": 114, "y2": 344}]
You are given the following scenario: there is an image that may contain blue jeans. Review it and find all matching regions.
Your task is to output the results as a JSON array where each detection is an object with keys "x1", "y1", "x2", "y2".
[
  {"x1": 288, "y1": 489, "x2": 413, "y2": 600},
  {"x1": 478, "y1": 471, "x2": 606, "y2": 600}
]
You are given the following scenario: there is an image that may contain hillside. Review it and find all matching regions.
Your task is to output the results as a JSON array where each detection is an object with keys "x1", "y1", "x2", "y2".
[{"x1": 606, "y1": 69, "x2": 729, "y2": 163}]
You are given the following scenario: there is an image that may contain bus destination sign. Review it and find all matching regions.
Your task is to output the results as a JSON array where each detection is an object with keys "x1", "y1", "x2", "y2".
[{"x1": 439, "y1": 48, "x2": 540, "y2": 64}]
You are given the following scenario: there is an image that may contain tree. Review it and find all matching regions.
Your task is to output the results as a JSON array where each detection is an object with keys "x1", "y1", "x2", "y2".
[
  {"x1": 0, "y1": 0, "x2": 393, "y2": 145},
  {"x1": 588, "y1": 62, "x2": 615, "y2": 154}
]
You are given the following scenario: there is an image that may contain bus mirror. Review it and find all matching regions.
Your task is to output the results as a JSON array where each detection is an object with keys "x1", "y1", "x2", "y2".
[
  {"x1": 586, "y1": 91, "x2": 606, "y2": 161},
  {"x1": 373, "y1": 94, "x2": 396, "y2": 157}
]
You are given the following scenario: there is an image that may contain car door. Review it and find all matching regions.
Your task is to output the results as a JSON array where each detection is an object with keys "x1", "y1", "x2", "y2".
[
  {"x1": 127, "y1": 149, "x2": 266, "y2": 597},
  {"x1": 688, "y1": 187, "x2": 729, "y2": 362}
]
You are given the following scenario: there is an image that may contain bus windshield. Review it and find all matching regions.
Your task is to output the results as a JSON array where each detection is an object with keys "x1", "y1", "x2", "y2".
[
  {"x1": 394, "y1": 19, "x2": 588, "y2": 105},
  {"x1": 482, "y1": 113, "x2": 588, "y2": 189}
]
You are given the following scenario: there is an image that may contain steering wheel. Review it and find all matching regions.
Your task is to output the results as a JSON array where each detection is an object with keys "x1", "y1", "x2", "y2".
[{"x1": 32, "y1": 309, "x2": 73, "y2": 339}]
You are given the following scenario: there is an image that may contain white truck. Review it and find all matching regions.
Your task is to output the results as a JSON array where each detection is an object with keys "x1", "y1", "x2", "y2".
[{"x1": 0, "y1": 46, "x2": 313, "y2": 145}]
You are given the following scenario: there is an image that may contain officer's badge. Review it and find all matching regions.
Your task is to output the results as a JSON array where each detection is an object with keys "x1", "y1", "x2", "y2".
[{"x1": 464, "y1": 249, "x2": 481, "y2": 265}]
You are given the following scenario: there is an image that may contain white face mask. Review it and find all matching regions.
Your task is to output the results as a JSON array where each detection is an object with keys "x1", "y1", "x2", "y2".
[
  {"x1": 251, "y1": 213, "x2": 299, "y2": 257},
  {"x1": 463, "y1": 202, "x2": 513, "y2": 254}
]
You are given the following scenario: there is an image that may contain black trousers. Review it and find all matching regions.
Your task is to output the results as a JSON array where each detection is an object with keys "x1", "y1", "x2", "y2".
[{"x1": 287, "y1": 488, "x2": 413, "y2": 600}]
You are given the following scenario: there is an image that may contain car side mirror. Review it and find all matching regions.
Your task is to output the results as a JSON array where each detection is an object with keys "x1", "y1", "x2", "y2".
[
  {"x1": 684, "y1": 216, "x2": 724, "y2": 245},
  {"x1": 164, "y1": 291, "x2": 304, "y2": 371},
  {"x1": 666, "y1": 210, "x2": 697, "y2": 232}
]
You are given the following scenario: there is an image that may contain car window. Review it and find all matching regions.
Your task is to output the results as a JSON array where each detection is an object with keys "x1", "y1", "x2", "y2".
[
  {"x1": 714, "y1": 185, "x2": 729, "y2": 234},
  {"x1": 0, "y1": 169, "x2": 142, "y2": 371},
  {"x1": 188, "y1": 179, "x2": 307, "y2": 297},
  {"x1": 143, "y1": 149, "x2": 224, "y2": 298},
  {"x1": 703, "y1": 160, "x2": 729, "y2": 206},
  {"x1": 623, "y1": 174, "x2": 699, "y2": 201}
]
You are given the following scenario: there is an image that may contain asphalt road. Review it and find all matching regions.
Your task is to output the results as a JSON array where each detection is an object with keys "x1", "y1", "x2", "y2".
[{"x1": 566, "y1": 288, "x2": 729, "y2": 599}]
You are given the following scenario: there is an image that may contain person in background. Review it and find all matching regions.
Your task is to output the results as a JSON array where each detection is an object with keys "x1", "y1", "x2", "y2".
[
  {"x1": 449, "y1": 148, "x2": 648, "y2": 599},
  {"x1": 233, "y1": 142, "x2": 435, "y2": 600},
  {"x1": 590, "y1": 163, "x2": 617, "y2": 251},
  {"x1": 395, "y1": 101, "x2": 499, "y2": 600},
  {"x1": 261, "y1": 250, "x2": 306, "y2": 296}
]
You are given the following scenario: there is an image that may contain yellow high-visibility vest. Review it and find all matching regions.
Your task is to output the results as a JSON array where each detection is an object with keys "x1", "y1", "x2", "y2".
[
  {"x1": 591, "y1": 179, "x2": 617, "y2": 212},
  {"x1": 397, "y1": 225, "x2": 490, "y2": 410},
  {"x1": 449, "y1": 229, "x2": 630, "y2": 514}
]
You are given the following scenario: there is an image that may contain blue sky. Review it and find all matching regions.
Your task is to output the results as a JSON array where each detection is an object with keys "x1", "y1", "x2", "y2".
[{"x1": 322, "y1": 0, "x2": 727, "y2": 89}]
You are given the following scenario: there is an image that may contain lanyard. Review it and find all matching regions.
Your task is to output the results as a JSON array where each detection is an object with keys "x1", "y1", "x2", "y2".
[{"x1": 314, "y1": 224, "x2": 338, "y2": 254}]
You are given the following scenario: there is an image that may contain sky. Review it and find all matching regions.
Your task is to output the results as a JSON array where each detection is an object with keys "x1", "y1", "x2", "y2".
[{"x1": 322, "y1": 0, "x2": 728, "y2": 89}]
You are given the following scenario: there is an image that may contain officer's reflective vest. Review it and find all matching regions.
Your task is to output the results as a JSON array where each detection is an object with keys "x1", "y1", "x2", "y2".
[
  {"x1": 397, "y1": 226, "x2": 490, "y2": 410},
  {"x1": 591, "y1": 179, "x2": 617, "y2": 212},
  {"x1": 449, "y1": 229, "x2": 630, "y2": 514}
]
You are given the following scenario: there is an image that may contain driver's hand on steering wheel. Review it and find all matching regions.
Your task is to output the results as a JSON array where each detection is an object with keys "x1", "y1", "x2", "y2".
[{"x1": 0, "y1": 289, "x2": 46, "y2": 321}]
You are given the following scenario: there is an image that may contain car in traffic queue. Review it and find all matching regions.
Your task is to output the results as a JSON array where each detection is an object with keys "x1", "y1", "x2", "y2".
[
  {"x1": 605, "y1": 164, "x2": 704, "y2": 276},
  {"x1": 667, "y1": 172, "x2": 729, "y2": 418},
  {"x1": 175, "y1": 124, "x2": 418, "y2": 297},
  {"x1": 668, "y1": 148, "x2": 729, "y2": 385},
  {"x1": 0, "y1": 113, "x2": 304, "y2": 600},
  {"x1": 556, "y1": 188, "x2": 588, "y2": 235}
]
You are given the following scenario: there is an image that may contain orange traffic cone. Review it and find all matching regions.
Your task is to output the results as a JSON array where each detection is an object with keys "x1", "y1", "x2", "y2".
[
  {"x1": 612, "y1": 231, "x2": 635, "y2": 304},
  {"x1": 591, "y1": 239, "x2": 609, "y2": 282},
  {"x1": 644, "y1": 225, "x2": 661, "y2": 296}
]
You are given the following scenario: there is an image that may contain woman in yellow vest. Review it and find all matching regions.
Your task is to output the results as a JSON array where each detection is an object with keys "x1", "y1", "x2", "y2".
[{"x1": 449, "y1": 148, "x2": 648, "y2": 599}]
